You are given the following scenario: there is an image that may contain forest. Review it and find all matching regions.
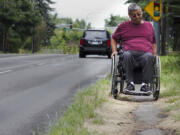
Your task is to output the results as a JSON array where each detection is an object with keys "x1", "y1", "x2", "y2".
[{"x1": 0, "y1": 0, "x2": 179, "y2": 54}]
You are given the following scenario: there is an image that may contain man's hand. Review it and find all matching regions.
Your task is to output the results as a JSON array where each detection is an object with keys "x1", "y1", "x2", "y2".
[
  {"x1": 111, "y1": 51, "x2": 118, "y2": 59},
  {"x1": 111, "y1": 38, "x2": 118, "y2": 58},
  {"x1": 153, "y1": 43, "x2": 157, "y2": 56},
  {"x1": 153, "y1": 51, "x2": 157, "y2": 56}
]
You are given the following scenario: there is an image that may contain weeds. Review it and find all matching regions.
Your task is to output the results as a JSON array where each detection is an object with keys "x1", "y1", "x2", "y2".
[
  {"x1": 160, "y1": 53, "x2": 180, "y2": 122},
  {"x1": 160, "y1": 54, "x2": 180, "y2": 98},
  {"x1": 47, "y1": 77, "x2": 110, "y2": 135}
]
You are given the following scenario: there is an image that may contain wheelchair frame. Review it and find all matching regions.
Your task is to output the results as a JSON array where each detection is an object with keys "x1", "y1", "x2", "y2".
[{"x1": 110, "y1": 51, "x2": 161, "y2": 100}]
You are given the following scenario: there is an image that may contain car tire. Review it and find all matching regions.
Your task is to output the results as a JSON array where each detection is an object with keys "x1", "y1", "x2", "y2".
[
  {"x1": 79, "y1": 52, "x2": 86, "y2": 58},
  {"x1": 108, "y1": 54, "x2": 111, "y2": 59}
]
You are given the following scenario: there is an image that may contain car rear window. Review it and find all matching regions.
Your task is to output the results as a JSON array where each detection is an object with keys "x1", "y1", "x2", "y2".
[{"x1": 84, "y1": 31, "x2": 107, "y2": 39}]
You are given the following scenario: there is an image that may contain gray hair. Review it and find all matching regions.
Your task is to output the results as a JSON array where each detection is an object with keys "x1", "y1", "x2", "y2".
[{"x1": 128, "y1": 3, "x2": 142, "y2": 14}]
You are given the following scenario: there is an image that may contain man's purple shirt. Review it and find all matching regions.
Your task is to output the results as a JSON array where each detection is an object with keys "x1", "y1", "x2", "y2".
[{"x1": 112, "y1": 20, "x2": 156, "y2": 53}]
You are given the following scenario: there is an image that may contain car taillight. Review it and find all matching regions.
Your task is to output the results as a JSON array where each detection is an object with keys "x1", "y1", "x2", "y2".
[
  {"x1": 107, "y1": 40, "x2": 110, "y2": 46},
  {"x1": 80, "y1": 39, "x2": 84, "y2": 45}
]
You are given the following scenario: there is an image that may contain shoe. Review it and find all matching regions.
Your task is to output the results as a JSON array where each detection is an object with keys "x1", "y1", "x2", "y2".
[
  {"x1": 112, "y1": 89, "x2": 118, "y2": 95},
  {"x1": 140, "y1": 84, "x2": 151, "y2": 94},
  {"x1": 124, "y1": 83, "x2": 135, "y2": 92}
]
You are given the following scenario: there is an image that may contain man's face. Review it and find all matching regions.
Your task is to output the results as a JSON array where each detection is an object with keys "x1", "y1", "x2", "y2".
[{"x1": 129, "y1": 9, "x2": 143, "y2": 24}]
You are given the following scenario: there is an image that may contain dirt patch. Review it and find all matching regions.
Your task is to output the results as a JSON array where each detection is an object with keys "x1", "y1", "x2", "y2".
[
  {"x1": 84, "y1": 90, "x2": 180, "y2": 135},
  {"x1": 84, "y1": 92, "x2": 138, "y2": 135},
  {"x1": 155, "y1": 97, "x2": 180, "y2": 134}
]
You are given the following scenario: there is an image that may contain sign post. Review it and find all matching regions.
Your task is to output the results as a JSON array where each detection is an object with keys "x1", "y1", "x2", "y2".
[{"x1": 144, "y1": 0, "x2": 162, "y2": 55}]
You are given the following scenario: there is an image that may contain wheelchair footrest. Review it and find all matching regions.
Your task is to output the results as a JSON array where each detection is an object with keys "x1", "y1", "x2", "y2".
[{"x1": 122, "y1": 90, "x2": 152, "y2": 96}]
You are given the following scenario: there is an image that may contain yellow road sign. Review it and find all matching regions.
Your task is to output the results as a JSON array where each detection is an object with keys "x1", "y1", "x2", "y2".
[{"x1": 144, "y1": 0, "x2": 162, "y2": 21}]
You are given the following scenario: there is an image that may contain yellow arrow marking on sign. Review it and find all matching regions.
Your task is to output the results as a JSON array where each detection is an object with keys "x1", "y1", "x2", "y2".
[{"x1": 144, "y1": 0, "x2": 161, "y2": 21}]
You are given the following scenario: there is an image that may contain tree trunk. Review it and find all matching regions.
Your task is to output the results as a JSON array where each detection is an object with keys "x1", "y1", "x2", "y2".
[
  {"x1": 32, "y1": 26, "x2": 35, "y2": 53},
  {"x1": 2, "y1": 27, "x2": 7, "y2": 53},
  {"x1": 161, "y1": 17, "x2": 167, "y2": 55},
  {"x1": 161, "y1": 2, "x2": 168, "y2": 55},
  {"x1": 173, "y1": 24, "x2": 180, "y2": 51}
]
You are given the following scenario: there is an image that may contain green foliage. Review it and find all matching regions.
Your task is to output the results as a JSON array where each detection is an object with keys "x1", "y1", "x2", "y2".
[
  {"x1": 174, "y1": 114, "x2": 180, "y2": 122},
  {"x1": 105, "y1": 14, "x2": 129, "y2": 27},
  {"x1": 166, "y1": 0, "x2": 180, "y2": 16},
  {"x1": 0, "y1": 0, "x2": 55, "y2": 53},
  {"x1": 92, "y1": 115, "x2": 105, "y2": 125},
  {"x1": 160, "y1": 53, "x2": 180, "y2": 98},
  {"x1": 47, "y1": 30, "x2": 82, "y2": 54},
  {"x1": 165, "y1": 97, "x2": 180, "y2": 103},
  {"x1": 74, "y1": 19, "x2": 86, "y2": 29},
  {"x1": 43, "y1": 17, "x2": 89, "y2": 54},
  {"x1": 0, "y1": 0, "x2": 88, "y2": 53},
  {"x1": 164, "y1": 102, "x2": 180, "y2": 112},
  {"x1": 55, "y1": 17, "x2": 73, "y2": 25}
]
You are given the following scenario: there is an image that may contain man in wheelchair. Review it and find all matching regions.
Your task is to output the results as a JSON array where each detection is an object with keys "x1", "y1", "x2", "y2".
[{"x1": 111, "y1": 3, "x2": 157, "y2": 94}]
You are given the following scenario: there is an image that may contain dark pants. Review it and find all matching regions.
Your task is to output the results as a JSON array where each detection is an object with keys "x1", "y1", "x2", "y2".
[{"x1": 123, "y1": 50, "x2": 154, "y2": 84}]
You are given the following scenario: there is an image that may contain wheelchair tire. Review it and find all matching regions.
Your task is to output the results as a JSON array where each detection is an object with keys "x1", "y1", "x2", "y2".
[
  {"x1": 79, "y1": 53, "x2": 86, "y2": 58},
  {"x1": 152, "y1": 56, "x2": 161, "y2": 101},
  {"x1": 153, "y1": 90, "x2": 159, "y2": 100},
  {"x1": 110, "y1": 54, "x2": 119, "y2": 99},
  {"x1": 120, "y1": 80, "x2": 124, "y2": 93}
]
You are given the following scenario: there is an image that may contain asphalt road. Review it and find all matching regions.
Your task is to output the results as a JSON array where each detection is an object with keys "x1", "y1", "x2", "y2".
[{"x1": 0, "y1": 54, "x2": 111, "y2": 135}]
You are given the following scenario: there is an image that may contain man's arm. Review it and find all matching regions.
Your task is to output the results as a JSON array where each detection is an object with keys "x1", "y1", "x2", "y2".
[
  {"x1": 111, "y1": 38, "x2": 118, "y2": 58},
  {"x1": 152, "y1": 43, "x2": 157, "y2": 56}
]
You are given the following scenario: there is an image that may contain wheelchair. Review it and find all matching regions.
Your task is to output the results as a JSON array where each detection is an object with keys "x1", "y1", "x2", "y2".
[{"x1": 110, "y1": 49, "x2": 161, "y2": 101}]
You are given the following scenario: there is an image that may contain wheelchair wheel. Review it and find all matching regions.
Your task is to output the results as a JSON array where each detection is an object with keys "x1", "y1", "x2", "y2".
[
  {"x1": 110, "y1": 54, "x2": 119, "y2": 99},
  {"x1": 120, "y1": 80, "x2": 124, "y2": 93},
  {"x1": 152, "y1": 56, "x2": 161, "y2": 101}
]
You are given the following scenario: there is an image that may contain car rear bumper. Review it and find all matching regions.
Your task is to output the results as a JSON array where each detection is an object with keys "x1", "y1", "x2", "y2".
[{"x1": 80, "y1": 46, "x2": 111, "y2": 55}]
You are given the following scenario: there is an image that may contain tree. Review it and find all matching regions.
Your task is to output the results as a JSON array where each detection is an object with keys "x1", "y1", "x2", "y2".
[
  {"x1": 0, "y1": 0, "x2": 56, "y2": 52},
  {"x1": 166, "y1": 0, "x2": 180, "y2": 51},
  {"x1": 31, "y1": 0, "x2": 56, "y2": 47},
  {"x1": 105, "y1": 14, "x2": 129, "y2": 27},
  {"x1": 0, "y1": 0, "x2": 42, "y2": 52},
  {"x1": 74, "y1": 19, "x2": 86, "y2": 29}
]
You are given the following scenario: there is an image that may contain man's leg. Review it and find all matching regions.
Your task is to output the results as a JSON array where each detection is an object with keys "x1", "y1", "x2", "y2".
[
  {"x1": 123, "y1": 51, "x2": 135, "y2": 83},
  {"x1": 140, "y1": 52, "x2": 154, "y2": 83},
  {"x1": 123, "y1": 51, "x2": 136, "y2": 91},
  {"x1": 138, "y1": 52, "x2": 154, "y2": 93}
]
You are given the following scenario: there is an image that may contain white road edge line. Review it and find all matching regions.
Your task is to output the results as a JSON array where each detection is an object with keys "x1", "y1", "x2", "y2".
[
  {"x1": 37, "y1": 63, "x2": 46, "y2": 66},
  {"x1": 0, "y1": 70, "x2": 12, "y2": 74}
]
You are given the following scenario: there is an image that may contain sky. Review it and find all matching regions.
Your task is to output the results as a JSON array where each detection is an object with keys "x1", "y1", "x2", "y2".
[{"x1": 51, "y1": 0, "x2": 129, "y2": 28}]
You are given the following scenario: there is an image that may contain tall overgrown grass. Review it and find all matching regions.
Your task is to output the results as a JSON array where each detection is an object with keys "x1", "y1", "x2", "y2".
[
  {"x1": 160, "y1": 53, "x2": 180, "y2": 126},
  {"x1": 47, "y1": 77, "x2": 110, "y2": 135},
  {"x1": 160, "y1": 53, "x2": 180, "y2": 97}
]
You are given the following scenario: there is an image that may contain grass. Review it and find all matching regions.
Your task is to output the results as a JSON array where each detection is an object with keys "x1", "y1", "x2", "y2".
[
  {"x1": 47, "y1": 77, "x2": 110, "y2": 135},
  {"x1": 164, "y1": 102, "x2": 180, "y2": 112},
  {"x1": 46, "y1": 53, "x2": 180, "y2": 135},
  {"x1": 160, "y1": 53, "x2": 180, "y2": 124},
  {"x1": 165, "y1": 97, "x2": 180, "y2": 103},
  {"x1": 160, "y1": 53, "x2": 180, "y2": 98},
  {"x1": 92, "y1": 115, "x2": 105, "y2": 125},
  {"x1": 174, "y1": 114, "x2": 180, "y2": 121},
  {"x1": 39, "y1": 45, "x2": 79, "y2": 55}
]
